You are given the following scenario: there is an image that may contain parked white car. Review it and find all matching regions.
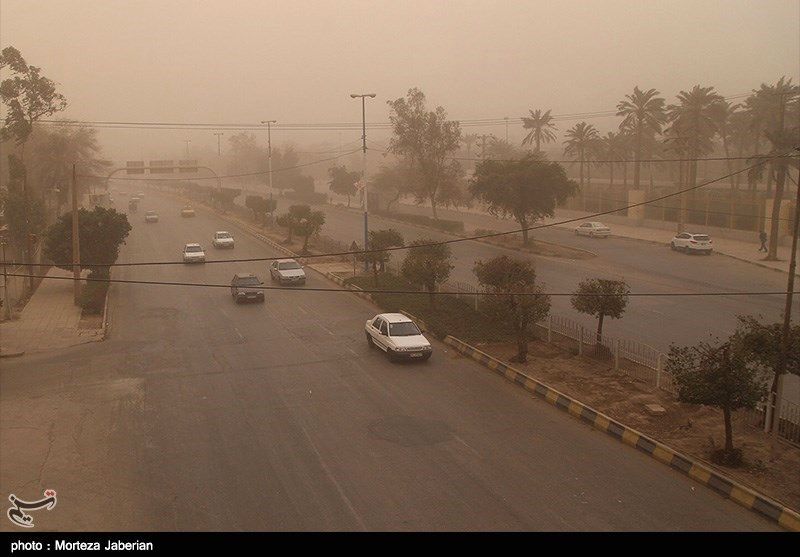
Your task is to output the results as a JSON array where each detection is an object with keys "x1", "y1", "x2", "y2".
[
  {"x1": 144, "y1": 210, "x2": 159, "y2": 223},
  {"x1": 365, "y1": 313, "x2": 432, "y2": 362},
  {"x1": 182, "y1": 243, "x2": 206, "y2": 263},
  {"x1": 576, "y1": 221, "x2": 611, "y2": 238},
  {"x1": 269, "y1": 259, "x2": 306, "y2": 285},
  {"x1": 671, "y1": 232, "x2": 713, "y2": 255},
  {"x1": 212, "y1": 231, "x2": 235, "y2": 249}
]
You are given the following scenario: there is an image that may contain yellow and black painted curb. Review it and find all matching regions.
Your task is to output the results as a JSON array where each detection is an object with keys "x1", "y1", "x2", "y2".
[{"x1": 443, "y1": 335, "x2": 800, "y2": 531}]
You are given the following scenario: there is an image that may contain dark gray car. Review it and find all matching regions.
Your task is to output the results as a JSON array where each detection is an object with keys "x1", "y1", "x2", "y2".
[{"x1": 230, "y1": 273, "x2": 265, "y2": 303}]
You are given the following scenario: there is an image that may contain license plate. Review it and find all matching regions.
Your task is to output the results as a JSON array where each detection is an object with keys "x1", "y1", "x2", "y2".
[{"x1": 410, "y1": 353, "x2": 423, "y2": 358}]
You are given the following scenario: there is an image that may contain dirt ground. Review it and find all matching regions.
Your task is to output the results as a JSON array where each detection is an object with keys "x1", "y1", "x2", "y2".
[{"x1": 477, "y1": 339, "x2": 800, "y2": 512}]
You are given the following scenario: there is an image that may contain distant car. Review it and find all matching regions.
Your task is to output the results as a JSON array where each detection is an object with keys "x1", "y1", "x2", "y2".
[
  {"x1": 671, "y1": 232, "x2": 713, "y2": 255},
  {"x1": 269, "y1": 259, "x2": 306, "y2": 285},
  {"x1": 182, "y1": 243, "x2": 206, "y2": 263},
  {"x1": 144, "y1": 210, "x2": 159, "y2": 223},
  {"x1": 181, "y1": 206, "x2": 195, "y2": 217},
  {"x1": 230, "y1": 273, "x2": 264, "y2": 303},
  {"x1": 365, "y1": 313, "x2": 432, "y2": 362},
  {"x1": 576, "y1": 221, "x2": 611, "y2": 238},
  {"x1": 137, "y1": 192, "x2": 144, "y2": 198},
  {"x1": 212, "y1": 231, "x2": 235, "y2": 249}
]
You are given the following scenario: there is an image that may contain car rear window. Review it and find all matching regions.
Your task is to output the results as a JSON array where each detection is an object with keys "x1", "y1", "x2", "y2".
[
  {"x1": 186, "y1": 246, "x2": 202, "y2": 252},
  {"x1": 693, "y1": 235, "x2": 710, "y2": 241},
  {"x1": 279, "y1": 261, "x2": 301, "y2": 270}
]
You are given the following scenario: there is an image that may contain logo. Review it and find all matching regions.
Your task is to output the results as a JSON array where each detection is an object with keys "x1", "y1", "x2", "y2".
[{"x1": 7, "y1": 490, "x2": 57, "y2": 528}]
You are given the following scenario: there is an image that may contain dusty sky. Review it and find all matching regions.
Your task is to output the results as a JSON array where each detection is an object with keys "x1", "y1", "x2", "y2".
[{"x1": 1, "y1": 0, "x2": 798, "y2": 161}]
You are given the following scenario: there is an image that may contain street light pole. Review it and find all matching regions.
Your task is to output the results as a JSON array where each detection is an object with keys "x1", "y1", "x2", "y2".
[
  {"x1": 214, "y1": 132, "x2": 224, "y2": 156},
  {"x1": 351, "y1": 93, "x2": 376, "y2": 272},
  {"x1": 184, "y1": 139, "x2": 191, "y2": 157},
  {"x1": 72, "y1": 163, "x2": 81, "y2": 305},
  {"x1": 261, "y1": 120, "x2": 277, "y2": 200},
  {"x1": 504, "y1": 116, "x2": 509, "y2": 143}
]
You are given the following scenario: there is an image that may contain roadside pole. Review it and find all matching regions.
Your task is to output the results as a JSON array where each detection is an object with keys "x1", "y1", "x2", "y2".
[
  {"x1": 72, "y1": 163, "x2": 81, "y2": 305},
  {"x1": 1, "y1": 240, "x2": 10, "y2": 320},
  {"x1": 770, "y1": 157, "x2": 800, "y2": 435}
]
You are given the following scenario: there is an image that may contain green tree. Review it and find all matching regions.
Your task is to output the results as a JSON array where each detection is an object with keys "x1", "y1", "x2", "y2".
[
  {"x1": 735, "y1": 314, "x2": 800, "y2": 399},
  {"x1": 401, "y1": 240, "x2": 454, "y2": 305},
  {"x1": 245, "y1": 195, "x2": 276, "y2": 225},
  {"x1": 1, "y1": 46, "x2": 67, "y2": 290},
  {"x1": 521, "y1": 109, "x2": 558, "y2": 153},
  {"x1": 276, "y1": 204, "x2": 310, "y2": 244},
  {"x1": 666, "y1": 339, "x2": 765, "y2": 463},
  {"x1": 327, "y1": 165, "x2": 360, "y2": 207},
  {"x1": 295, "y1": 210, "x2": 325, "y2": 253},
  {"x1": 362, "y1": 228, "x2": 404, "y2": 285},
  {"x1": 616, "y1": 87, "x2": 667, "y2": 190},
  {"x1": 387, "y1": 88, "x2": 463, "y2": 219},
  {"x1": 474, "y1": 256, "x2": 550, "y2": 363},
  {"x1": 469, "y1": 156, "x2": 576, "y2": 245},
  {"x1": 666, "y1": 85, "x2": 726, "y2": 231},
  {"x1": 43, "y1": 206, "x2": 131, "y2": 279},
  {"x1": 0, "y1": 186, "x2": 45, "y2": 250},
  {"x1": 570, "y1": 278, "x2": 630, "y2": 342},
  {"x1": 563, "y1": 121, "x2": 599, "y2": 189},
  {"x1": 210, "y1": 187, "x2": 241, "y2": 211},
  {"x1": 370, "y1": 163, "x2": 411, "y2": 213}
]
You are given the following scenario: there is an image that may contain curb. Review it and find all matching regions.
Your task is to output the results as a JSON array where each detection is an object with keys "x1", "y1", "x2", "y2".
[
  {"x1": 443, "y1": 334, "x2": 800, "y2": 532},
  {"x1": 0, "y1": 349, "x2": 25, "y2": 358}
]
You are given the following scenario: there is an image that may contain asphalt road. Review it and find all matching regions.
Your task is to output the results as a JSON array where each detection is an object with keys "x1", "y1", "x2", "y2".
[{"x1": 0, "y1": 184, "x2": 779, "y2": 531}]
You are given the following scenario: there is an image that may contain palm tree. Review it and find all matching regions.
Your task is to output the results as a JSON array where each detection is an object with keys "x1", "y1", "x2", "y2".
[
  {"x1": 745, "y1": 77, "x2": 799, "y2": 260},
  {"x1": 521, "y1": 109, "x2": 557, "y2": 153},
  {"x1": 714, "y1": 101, "x2": 742, "y2": 194},
  {"x1": 616, "y1": 87, "x2": 667, "y2": 191},
  {"x1": 563, "y1": 122, "x2": 599, "y2": 209},
  {"x1": 666, "y1": 85, "x2": 726, "y2": 231}
]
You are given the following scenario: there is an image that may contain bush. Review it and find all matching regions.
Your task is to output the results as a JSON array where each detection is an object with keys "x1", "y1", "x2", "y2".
[
  {"x1": 344, "y1": 272, "x2": 512, "y2": 342},
  {"x1": 81, "y1": 273, "x2": 109, "y2": 315},
  {"x1": 283, "y1": 190, "x2": 327, "y2": 205},
  {"x1": 375, "y1": 211, "x2": 464, "y2": 233}
]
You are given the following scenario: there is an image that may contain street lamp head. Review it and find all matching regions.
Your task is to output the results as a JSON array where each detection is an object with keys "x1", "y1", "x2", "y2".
[
  {"x1": 260, "y1": 120, "x2": 277, "y2": 124},
  {"x1": 350, "y1": 94, "x2": 359, "y2": 98},
  {"x1": 367, "y1": 94, "x2": 376, "y2": 98}
]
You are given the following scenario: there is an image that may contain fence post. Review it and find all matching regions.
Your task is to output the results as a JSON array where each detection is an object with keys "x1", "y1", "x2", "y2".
[
  {"x1": 655, "y1": 353, "x2": 662, "y2": 389},
  {"x1": 547, "y1": 315, "x2": 552, "y2": 343},
  {"x1": 764, "y1": 391, "x2": 774, "y2": 433},
  {"x1": 578, "y1": 326, "x2": 584, "y2": 356},
  {"x1": 614, "y1": 339, "x2": 620, "y2": 371}
]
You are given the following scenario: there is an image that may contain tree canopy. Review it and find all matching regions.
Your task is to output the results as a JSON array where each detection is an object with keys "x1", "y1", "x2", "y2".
[
  {"x1": 401, "y1": 240, "x2": 454, "y2": 304},
  {"x1": 469, "y1": 156, "x2": 576, "y2": 245},
  {"x1": 327, "y1": 165, "x2": 360, "y2": 207},
  {"x1": 570, "y1": 278, "x2": 630, "y2": 342}
]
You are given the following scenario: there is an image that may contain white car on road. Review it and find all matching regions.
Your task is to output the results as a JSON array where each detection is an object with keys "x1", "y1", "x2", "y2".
[
  {"x1": 671, "y1": 232, "x2": 713, "y2": 255},
  {"x1": 269, "y1": 259, "x2": 306, "y2": 285},
  {"x1": 576, "y1": 221, "x2": 611, "y2": 238},
  {"x1": 212, "y1": 231, "x2": 235, "y2": 249},
  {"x1": 365, "y1": 313, "x2": 432, "y2": 362},
  {"x1": 144, "y1": 210, "x2": 159, "y2": 223},
  {"x1": 182, "y1": 243, "x2": 206, "y2": 264}
]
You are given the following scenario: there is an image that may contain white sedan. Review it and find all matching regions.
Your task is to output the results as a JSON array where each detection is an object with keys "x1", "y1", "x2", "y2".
[
  {"x1": 182, "y1": 243, "x2": 206, "y2": 264},
  {"x1": 212, "y1": 231, "x2": 235, "y2": 249},
  {"x1": 365, "y1": 313, "x2": 432, "y2": 362},
  {"x1": 671, "y1": 232, "x2": 713, "y2": 254},
  {"x1": 576, "y1": 222, "x2": 611, "y2": 238}
]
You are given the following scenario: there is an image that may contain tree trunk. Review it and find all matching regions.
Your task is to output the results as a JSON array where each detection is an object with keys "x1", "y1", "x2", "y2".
[
  {"x1": 633, "y1": 127, "x2": 642, "y2": 190},
  {"x1": 623, "y1": 160, "x2": 628, "y2": 187},
  {"x1": 430, "y1": 193, "x2": 438, "y2": 220},
  {"x1": 514, "y1": 325, "x2": 528, "y2": 363},
  {"x1": 518, "y1": 216, "x2": 529, "y2": 246},
  {"x1": 427, "y1": 284, "x2": 435, "y2": 306},
  {"x1": 372, "y1": 260, "x2": 379, "y2": 286},
  {"x1": 346, "y1": 195, "x2": 350, "y2": 208},
  {"x1": 766, "y1": 166, "x2": 787, "y2": 261},
  {"x1": 596, "y1": 312, "x2": 604, "y2": 343},
  {"x1": 723, "y1": 405, "x2": 734, "y2": 453},
  {"x1": 535, "y1": 134, "x2": 541, "y2": 153},
  {"x1": 303, "y1": 234, "x2": 310, "y2": 252}
]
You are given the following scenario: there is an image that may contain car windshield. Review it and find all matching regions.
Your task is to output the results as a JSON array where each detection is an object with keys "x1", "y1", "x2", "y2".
[
  {"x1": 235, "y1": 276, "x2": 260, "y2": 286},
  {"x1": 186, "y1": 246, "x2": 202, "y2": 253},
  {"x1": 279, "y1": 262, "x2": 301, "y2": 270},
  {"x1": 693, "y1": 235, "x2": 710, "y2": 241},
  {"x1": 217, "y1": 233, "x2": 231, "y2": 239},
  {"x1": 389, "y1": 322, "x2": 421, "y2": 336},
  {"x1": 146, "y1": 211, "x2": 156, "y2": 216}
]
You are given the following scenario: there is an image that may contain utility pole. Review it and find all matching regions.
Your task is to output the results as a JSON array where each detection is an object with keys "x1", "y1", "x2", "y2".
[
  {"x1": 350, "y1": 93, "x2": 376, "y2": 272},
  {"x1": 71, "y1": 163, "x2": 81, "y2": 305},
  {"x1": 214, "y1": 132, "x2": 224, "y2": 156},
  {"x1": 478, "y1": 134, "x2": 489, "y2": 161},
  {"x1": 261, "y1": 120, "x2": 277, "y2": 200},
  {"x1": 770, "y1": 155, "x2": 800, "y2": 434},
  {"x1": 504, "y1": 117, "x2": 509, "y2": 143},
  {"x1": 1, "y1": 239, "x2": 10, "y2": 321},
  {"x1": 184, "y1": 140, "x2": 191, "y2": 157}
]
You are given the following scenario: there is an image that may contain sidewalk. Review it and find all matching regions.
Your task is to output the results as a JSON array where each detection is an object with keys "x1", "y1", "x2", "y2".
[{"x1": 0, "y1": 268, "x2": 103, "y2": 357}]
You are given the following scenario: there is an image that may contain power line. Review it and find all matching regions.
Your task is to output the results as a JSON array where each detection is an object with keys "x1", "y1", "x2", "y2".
[
  {"x1": 5, "y1": 151, "x2": 785, "y2": 269},
  {"x1": 5, "y1": 273, "x2": 796, "y2": 298}
]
